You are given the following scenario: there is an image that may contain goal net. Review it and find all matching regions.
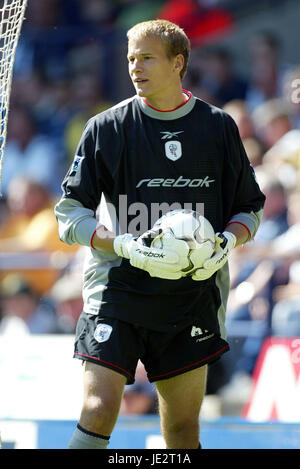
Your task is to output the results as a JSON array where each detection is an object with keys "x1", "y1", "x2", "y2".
[{"x1": 0, "y1": 0, "x2": 28, "y2": 195}]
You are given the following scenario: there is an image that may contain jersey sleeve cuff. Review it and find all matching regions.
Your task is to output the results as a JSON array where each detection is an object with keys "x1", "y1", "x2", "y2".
[
  {"x1": 74, "y1": 217, "x2": 98, "y2": 246},
  {"x1": 226, "y1": 210, "x2": 263, "y2": 241}
]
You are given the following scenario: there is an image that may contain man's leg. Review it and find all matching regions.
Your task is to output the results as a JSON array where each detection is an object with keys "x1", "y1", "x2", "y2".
[
  {"x1": 69, "y1": 361, "x2": 127, "y2": 449},
  {"x1": 155, "y1": 365, "x2": 207, "y2": 449}
]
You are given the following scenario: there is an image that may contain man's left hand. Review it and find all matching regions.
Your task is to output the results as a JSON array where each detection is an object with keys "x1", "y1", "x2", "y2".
[{"x1": 192, "y1": 231, "x2": 236, "y2": 281}]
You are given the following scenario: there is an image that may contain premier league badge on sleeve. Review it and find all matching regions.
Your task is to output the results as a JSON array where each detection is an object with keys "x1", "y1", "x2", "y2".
[
  {"x1": 165, "y1": 140, "x2": 182, "y2": 161},
  {"x1": 70, "y1": 155, "x2": 85, "y2": 176},
  {"x1": 94, "y1": 324, "x2": 113, "y2": 343}
]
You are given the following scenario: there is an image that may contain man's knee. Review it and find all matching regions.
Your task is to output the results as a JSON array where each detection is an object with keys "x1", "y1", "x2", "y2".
[
  {"x1": 80, "y1": 363, "x2": 126, "y2": 433},
  {"x1": 163, "y1": 416, "x2": 199, "y2": 437},
  {"x1": 161, "y1": 417, "x2": 200, "y2": 449},
  {"x1": 83, "y1": 395, "x2": 117, "y2": 419},
  {"x1": 81, "y1": 393, "x2": 120, "y2": 432}
]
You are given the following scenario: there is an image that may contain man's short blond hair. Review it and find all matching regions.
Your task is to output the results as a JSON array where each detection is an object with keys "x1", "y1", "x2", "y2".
[{"x1": 127, "y1": 19, "x2": 191, "y2": 80}]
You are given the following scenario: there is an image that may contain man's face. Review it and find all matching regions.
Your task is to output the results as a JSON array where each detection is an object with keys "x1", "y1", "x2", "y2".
[{"x1": 127, "y1": 35, "x2": 182, "y2": 105}]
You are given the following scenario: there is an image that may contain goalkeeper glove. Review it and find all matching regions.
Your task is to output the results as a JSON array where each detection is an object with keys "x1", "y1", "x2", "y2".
[
  {"x1": 192, "y1": 231, "x2": 236, "y2": 281},
  {"x1": 114, "y1": 229, "x2": 190, "y2": 280}
]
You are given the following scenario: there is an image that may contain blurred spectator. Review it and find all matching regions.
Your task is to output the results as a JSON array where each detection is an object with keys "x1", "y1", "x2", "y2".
[
  {"x1": 227, "y1": 170, "x2": 290, "y2": 297},
  {"x1": 0, "y1": 274, "x2": 60, "y2": 335},
  {"x1": 1, "y1": 106, "x2": 65, "y2": 196},
  {"x1": 261, "y1": 130, "x2": 300, "y2": 196},
  {"x1": 251, "y1": 98, "x2": 293, "y2": 151},
  {"x1": 216, "y1": 169, "x2": 291, "y2": 407},
  {"x1": 270, "y1": 187, "x2": 300, "y2": 257},
  {"x1": 120, "y1": 361, "x2": 158, "y2": 415},
  {"x1": 77, "y1": 0, "x2": 119, "y2": 27},
  {"x1": 25, "y1": 0, "x2": 63, "y2": 30},
  {"x1": 10, "y1": 73, "x2": 74, "y2": 148},
  {"x1": 271, "y1": 260, "x2": 300, "y2": 337},
  {"x1": 281, "y1": 66, "x2": 300, "y2": 130},
  {"x1": 49, "y1": 247, "x2": 86, "y2": 333},
  {"x1": 64, "y1": 73, "x2": 112, "y2": 162},
  {"x1": 116, "y1": 0, "x2": 165, "y2": 30},
  {"x1": 242, "y1": 138, "x2": 264, "y2": 168},
  {"x1": 267, "y1": 187, "x2": 300, "y2": 337},
  {"x1": 239, "y1": 188, "x2": 300, "y2": 339},
  {"x1": 49, "y1": 273, "x2": 83, "y2": 334},
  {"x1": 218, "y1": 258, "x2": 275, "y2": 413},
  {"x1": 219, "y1": 169, "x2": 300, "y2": 411},
  {"x1": 245, "y1": 30, "x2": 291, "y2": 112},
  {"x1": 0, "y1": 176, "x2": 78, "y2": 294},
  {"x1": 223, "y1": 99, "x2": 254, "y2": 140},
  {"x1": 14, "y1": 0, "x2": 70, "y2": 81},
  {"x1": 10, "y1": 72, "x2": 47, "y2": 111},
  {"x1": 253, "y1": 172, "x2": 289, "y2": 242},
  {"x1": 67, "y1": 42, "x2": 104, "y2": 78},
  {"x1": 0, "y1": 177, "x2": 69, "y2": 251},
  {"x1": 188, "y1": 47, "x2": 248, "y2": 107},
  {"x1": 157, "y1": 0, "x2": 233, "y2": 46},
  {"x1": 223, "y1": 99, "x2": 264, "y2": 166}
]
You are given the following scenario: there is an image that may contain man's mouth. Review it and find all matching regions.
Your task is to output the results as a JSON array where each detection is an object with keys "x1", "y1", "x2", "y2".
[{"x1": 134, "y1": 78, "x2": 148, "y2": 83}]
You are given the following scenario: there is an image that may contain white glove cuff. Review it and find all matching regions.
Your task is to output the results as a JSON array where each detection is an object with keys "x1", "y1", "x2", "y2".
[
  {"x1": 222, "y1": 231, "x2": 237, "y2": 250},
  {"x1": 113, "y1": 233, "x2": 134, "y2": 258}
]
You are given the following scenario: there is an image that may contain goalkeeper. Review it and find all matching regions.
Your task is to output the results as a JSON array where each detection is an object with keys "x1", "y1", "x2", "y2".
[{"x1": 55, "y1": 19, "x2": 265, "y2": 450}]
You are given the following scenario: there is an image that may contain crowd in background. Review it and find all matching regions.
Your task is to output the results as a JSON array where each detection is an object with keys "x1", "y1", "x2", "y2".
[{"x1": 0, "y1": 0, "x2": 300, "y2": 417}]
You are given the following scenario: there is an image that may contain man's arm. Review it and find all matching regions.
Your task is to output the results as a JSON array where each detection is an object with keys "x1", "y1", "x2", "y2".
[
  {"x1": 55, "y1": 197, "x2": 191, "y2": 280},
  {"x1": 225, "y1": 221, "x2": 249, "y2": 246},
  {"x1": 90, "y1": 224, "x2": 116, "y2": 253}
]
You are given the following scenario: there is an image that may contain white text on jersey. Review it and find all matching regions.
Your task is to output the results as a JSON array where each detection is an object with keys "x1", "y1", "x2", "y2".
[{"x1": 136, "y1": 175, "x2": 215, "y2": 188}]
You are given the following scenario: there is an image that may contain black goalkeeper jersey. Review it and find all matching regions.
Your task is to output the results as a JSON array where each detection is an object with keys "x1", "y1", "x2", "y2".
[{"x1": 55, "y1": 91, "x2": 265, "y2": 334}]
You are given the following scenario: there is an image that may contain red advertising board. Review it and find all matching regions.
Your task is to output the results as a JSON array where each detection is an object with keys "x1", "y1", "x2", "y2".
[{"x1": 243, "y1": 337, "x2": 300, "y2": 421}]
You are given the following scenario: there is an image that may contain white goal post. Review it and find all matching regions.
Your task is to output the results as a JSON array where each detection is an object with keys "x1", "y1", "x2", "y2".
[{"x1": 0, "y1": 0, "x2": 28, "y2": 195}]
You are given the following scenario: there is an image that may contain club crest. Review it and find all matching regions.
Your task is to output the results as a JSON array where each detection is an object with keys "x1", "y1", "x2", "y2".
[
  {"x1": 94, "y1": 324, "x2": 113, "y2": 343},
  {"x1": 165, "y1": 140, "x2": 182, "y2": 161}
]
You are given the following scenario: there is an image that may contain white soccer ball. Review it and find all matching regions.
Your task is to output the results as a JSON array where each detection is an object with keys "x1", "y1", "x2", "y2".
[{"x1": 152, "y1": 209, "x2": 215, "y2": 275}]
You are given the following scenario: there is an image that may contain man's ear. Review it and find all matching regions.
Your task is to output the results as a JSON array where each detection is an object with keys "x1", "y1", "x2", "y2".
[{"x1": 174, "y1": 54, "x2": 184, "y2": 75}]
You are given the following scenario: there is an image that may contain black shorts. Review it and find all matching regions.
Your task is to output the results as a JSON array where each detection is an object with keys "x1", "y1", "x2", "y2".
[{"x1": 74, "y1": 312, "x2": 229, "y2": 385}]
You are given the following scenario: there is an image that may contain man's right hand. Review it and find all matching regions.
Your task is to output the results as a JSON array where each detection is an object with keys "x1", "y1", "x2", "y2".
[{"x1": 113, "y1": 230, "x2": 190, "y2": 280}]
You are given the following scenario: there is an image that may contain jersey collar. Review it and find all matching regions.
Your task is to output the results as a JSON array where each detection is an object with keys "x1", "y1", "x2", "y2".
[{"x1": 137, "y1": 90, "x2": 196, "y2": 120}]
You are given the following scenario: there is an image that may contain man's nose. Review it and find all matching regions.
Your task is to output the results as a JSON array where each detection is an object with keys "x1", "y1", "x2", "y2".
[{"x1": 131, "y1": 59, "x2": 143, "y2": 72}]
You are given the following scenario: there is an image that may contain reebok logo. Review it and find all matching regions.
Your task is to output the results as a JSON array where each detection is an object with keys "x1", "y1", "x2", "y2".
[
  {"x1": 136, "y1": 248, "x2": 165, "y2": 258},
  {"x1": 160, "y1": 131, "x2": 184, "y2": 140},
  {"x1": 216, "y1": 252, "x2": 227, "y2": 264},
  {"x1": 136, "y1": 175, "x2": 215, "y2": 189}
]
